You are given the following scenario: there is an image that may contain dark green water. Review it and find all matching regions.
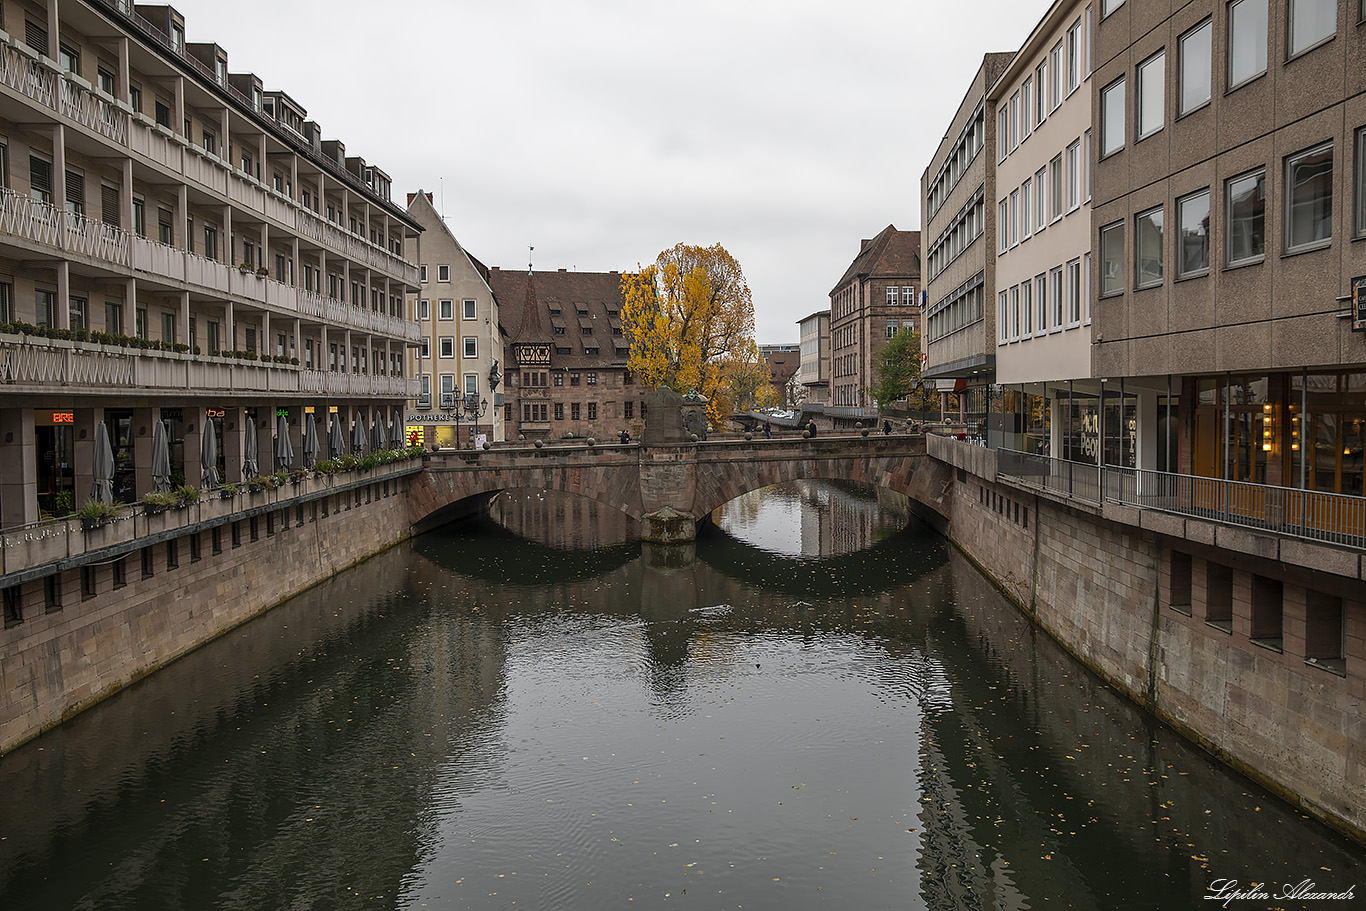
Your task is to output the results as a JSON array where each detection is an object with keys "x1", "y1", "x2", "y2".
[{"x1": 0, "y1": 482, "x2": 1359, "y2": 910}]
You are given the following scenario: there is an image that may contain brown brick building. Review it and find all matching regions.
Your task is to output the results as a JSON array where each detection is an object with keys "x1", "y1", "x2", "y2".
[
  {"x1": 828, "y1": 226, "x2": 922, "y2": 411},
  {"x1": 490, "y1": 268, "x2": 641, "y2": 441}
]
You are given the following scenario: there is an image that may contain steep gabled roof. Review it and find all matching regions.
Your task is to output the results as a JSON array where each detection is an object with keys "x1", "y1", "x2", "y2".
[
  {"x1": 404, "y1": 190, "x2": 493, "y2": 290},
  {"x1": 830, "y1": 225, "x2": 921, "y2": 296},
  {"x1": 489, "y1": 268, "x2": 628, "y2": 369}
]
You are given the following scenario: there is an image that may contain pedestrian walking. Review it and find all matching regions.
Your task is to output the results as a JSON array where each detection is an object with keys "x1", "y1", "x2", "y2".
[
  {"x1": 763, "y1": 420, "x2": 772, "y2": 439},
  {"x1": 807, "y1": 419, "x2": 817, "y2": 438},
  {"x1": 882, "y1": 419, "x2": 892, "y2": 435}
]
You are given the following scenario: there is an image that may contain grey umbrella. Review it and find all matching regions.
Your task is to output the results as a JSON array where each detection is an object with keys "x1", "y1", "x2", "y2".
[
  {"x1": 274, "y1": 413, "x2": 294, "y2": 472},
  {"x1": 151, "y1": 419, "x2": 172, "y2": 491},
  {"x1": 389, "y1": 413, "x2": 403, "y2": 450},
  {"x1": 351, "y1": 414, "x2": 367, "y2": 455},
  {"x1": 201, "y1": 417, "x2": 219, "y2": 488},
  {"x1": 370, "y1": 414, "x2": 385, "y2": 453},
  {"x1": 302, "y1": 412, "x2": 320, "y2": 468},
  {"x1": 328, "y1": 412, "x2": 345, "y2": 459},
  {"x1": 92, "y1": 420, "x2": 114, "y2": 504},
  {"x1": 243, "y1": 417, "x2": 259, "y2": 479}
]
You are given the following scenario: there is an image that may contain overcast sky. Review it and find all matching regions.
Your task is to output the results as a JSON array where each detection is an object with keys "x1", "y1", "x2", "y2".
[{"x1": 186, "y1": 0, "x2": 1044, "y2": 343}]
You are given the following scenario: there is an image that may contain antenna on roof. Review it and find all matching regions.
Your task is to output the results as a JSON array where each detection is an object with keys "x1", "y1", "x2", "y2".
[
  {"x1": 439, "y1": 177, "x2": 444, "y2": 219},
  {"x1": 529, "y1": 246, "x2": 534, "y2": 275}
]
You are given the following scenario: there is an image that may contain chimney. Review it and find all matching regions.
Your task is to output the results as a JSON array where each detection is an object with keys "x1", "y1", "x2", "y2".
[
  {"x1": 426, "y1": 193, "x2": 434, "y2": 203},
  {"x1": 406, "y1": 192, "x2": 417, "y2": 205}
]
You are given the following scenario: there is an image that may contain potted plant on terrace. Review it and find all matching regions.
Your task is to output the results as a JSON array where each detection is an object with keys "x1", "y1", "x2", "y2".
[
  {"x1": 219, "y1": 483, "x2": 238, "y2": 500},
  {"x1": 77, "y1": 499, "x2": 118, "y2": 530},
  {"x1": 175, "y1": 484, "x2": 200, "y2": 507},
  {"x1": 141, "y1": 491, "x2": 177, "y2": 515}
]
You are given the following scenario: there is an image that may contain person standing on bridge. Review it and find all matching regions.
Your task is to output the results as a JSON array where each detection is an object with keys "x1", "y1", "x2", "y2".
[
  {"x1": 620, "y1": 429, "x2": 631, "y2": 444},
  {"x1": 763, "y1": 420, "x2": 771, "y2": 439},
  {"x1": 807, "y1": 420, "x2": 817, "y2": 438},
  {"x1": 882, "y1": 419, "x2": 892, "y2": 435}
]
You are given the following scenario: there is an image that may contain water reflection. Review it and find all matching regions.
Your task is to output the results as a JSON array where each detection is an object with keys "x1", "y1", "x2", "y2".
[
  {"x1": 712, "y1": 480, "x2": 912, "y2": 557},
  {"x1": 0, "y1": 483, "x2": 1359, "y2": 911}
]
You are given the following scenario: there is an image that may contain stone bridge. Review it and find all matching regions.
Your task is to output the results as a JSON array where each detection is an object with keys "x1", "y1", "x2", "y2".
[{"x1": 407, "y1": 434, "x2": 953, "y2": 542}]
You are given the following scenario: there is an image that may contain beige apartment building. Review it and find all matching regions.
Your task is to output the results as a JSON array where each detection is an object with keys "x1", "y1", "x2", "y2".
[
  {"x1": 796, "y1": 310, "x2": 830, "y2": 404},
  {"x1": 921, "y1": 52, "x2": 1016, "y2": 414},
  {"x1": 404, "y1": 191, "x2": 503, "y2": 448},
  {"x1": 1092, "y1": 0, "x2": 1365, "y2": 490},
  {"x1": 990, "y1": 0, "x2": 1099, "y2": 454},
  {"x1": 0, "y1": 0, "x2": 421, "y2": 528}
]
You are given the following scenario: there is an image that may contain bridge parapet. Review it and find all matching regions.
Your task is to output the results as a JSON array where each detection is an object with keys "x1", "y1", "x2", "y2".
[{"x1": 409, "y1": 434, "x2": 938, "y2": 542}]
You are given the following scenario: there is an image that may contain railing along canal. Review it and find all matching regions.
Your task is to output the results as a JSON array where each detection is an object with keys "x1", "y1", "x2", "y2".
[{"x1": 997, "y1": 448, "x2": 1366, "y2": 550}]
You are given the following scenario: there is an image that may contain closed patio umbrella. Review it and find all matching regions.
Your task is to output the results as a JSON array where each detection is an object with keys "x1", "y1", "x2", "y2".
[
  {"x1": 351, "y1": 414, "x2": 367, "y2": 455},
  {"x1": 328, "y1": 412, "x2": 345, "y2": 459},
  {"x1": 274, "y1": 413, "x2": 294, "y2": 472},
  {"x1": 370, "y1": 415, "x2": 385, "y2": 453},
  {"x1": 389, "y1": 413, "x2": 403, "y2": 450},
  {"x1": 243, "y1": 417, "x2": 259, "y2": 479},
  {"x1": 302, "y1": 412, "x2": 320, "y2": 468},
  {"x1": 201, "y1": 417, "x2": 219, "y2": 488},
  {"x1": 92, "y1": 420, "x2": 114, "y2": 504},
  {"x1": 151, "y1": 419, "x2": 171, "y2": 491}
]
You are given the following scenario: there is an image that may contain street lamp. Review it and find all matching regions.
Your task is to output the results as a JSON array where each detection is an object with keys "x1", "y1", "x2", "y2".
[{"x1": 455, "y1": 392, "x2": 489, "y2": 449}]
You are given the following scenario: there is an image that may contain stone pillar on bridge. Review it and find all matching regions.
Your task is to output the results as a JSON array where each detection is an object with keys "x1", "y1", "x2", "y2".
[{"x1": 639, "y1": 387, "x2": 700, "y2": 544}]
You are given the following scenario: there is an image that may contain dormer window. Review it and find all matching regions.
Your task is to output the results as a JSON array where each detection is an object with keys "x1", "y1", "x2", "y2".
[{"x1": 171, "y1": 25, "x2": 184, "y2": 52}]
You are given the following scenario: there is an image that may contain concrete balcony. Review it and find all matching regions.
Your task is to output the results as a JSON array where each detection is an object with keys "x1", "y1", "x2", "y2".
[{"x1": 0, "y1": 41, "x2": 129, "y2": 145}]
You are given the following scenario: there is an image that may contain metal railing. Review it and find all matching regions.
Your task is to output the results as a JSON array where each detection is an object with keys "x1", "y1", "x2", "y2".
[
  {"x1": 998, "y1": 448, "x2": 1365, "y2": 549},
  {"x1": 1, "y1": 188, "x2": 129, "y2": 267},
  {"x1": 997, "y1": 448, "x2": 1101, "y2": 503}
]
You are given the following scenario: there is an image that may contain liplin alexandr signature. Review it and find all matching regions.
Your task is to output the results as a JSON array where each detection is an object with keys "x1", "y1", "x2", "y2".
[{"x1": 1206, "y1": 878, "x2": 1356, "y2": 907}]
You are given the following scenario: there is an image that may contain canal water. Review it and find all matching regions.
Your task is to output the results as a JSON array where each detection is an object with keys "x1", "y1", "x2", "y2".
[{"x1": 0, "y1": 481, "x2": 1359, "y2": 910}]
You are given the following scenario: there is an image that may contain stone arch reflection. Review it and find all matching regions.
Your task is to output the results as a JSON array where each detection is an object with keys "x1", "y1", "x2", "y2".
[
  {"x1": 709, "y1": 479, "x2": 915, "y2": 558},
  {"x1": 489, "y1": 488, "x2": 640, "y2": 549}
]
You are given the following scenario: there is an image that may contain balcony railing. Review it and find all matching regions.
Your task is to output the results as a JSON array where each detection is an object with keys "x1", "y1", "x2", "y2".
[
  {"x1": 997, "y1": 448, "x2": 1365, "y2": 550},
  {"x1": 59, "y1": 75, "x2": 128, "y2": 144},
  {"x1": 0, "y1": 189, "x2": 130, "y2": 268}
]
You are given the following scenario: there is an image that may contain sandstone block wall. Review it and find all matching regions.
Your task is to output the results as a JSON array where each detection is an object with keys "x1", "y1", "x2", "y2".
[
  {"x1": 0, "y1": 477, "x2": 415, "y2": 755},
  {"x1": 939, "y1": 451, "x2": 1365, "y2": 843}
]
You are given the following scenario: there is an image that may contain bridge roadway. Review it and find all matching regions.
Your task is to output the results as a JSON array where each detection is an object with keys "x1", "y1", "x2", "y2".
[{"x1": 408, "y1": 433, "x2": 949, "y2": 542}]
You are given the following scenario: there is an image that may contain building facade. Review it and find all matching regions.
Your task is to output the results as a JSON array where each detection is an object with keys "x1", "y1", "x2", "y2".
[
  {"x1": 921, "y1": 53, "x2": 1016, "y2": 414},
  {"x1": 1091, "y1": 0, "x2": 1365, "y2": 491},
  {"x1": 759, "y1": 343, "x2": 800, "y2": 406},
  {"x1": 0, "y1": 0, "x2": 421, "y2": 528},
  {"x1": 491, "y1": 268, "x2": 639, "y2": 441},
  {"x1": 828, "y1": 225, "x2": 921, "y2": 411},
  {"x1": 796, "y1": 310, "x2": 830, "y2": 404},
  {"x1": 404, "y1": 191, "x2": 502, "y2": 448}
]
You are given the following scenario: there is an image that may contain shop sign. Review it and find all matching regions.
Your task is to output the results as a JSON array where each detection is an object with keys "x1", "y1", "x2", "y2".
[
  {"x1": 51, "y1": 411, "x2": 74, "y2": 424},
  {"x1": 407, "y1": 412, "x2": 462, "y2": 422},
  {"x1": 205, "y1": 407, "x2": 226, "y2": 419},
  {"x1": 1352, "y1": 275, "x2": 1366, "y2": 332}
]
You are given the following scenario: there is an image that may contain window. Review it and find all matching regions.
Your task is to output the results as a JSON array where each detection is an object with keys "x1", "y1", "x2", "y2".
[
  {"x1": 439, "y1": 299, "x2": 453, "y2": 320},
  {"x1": 1021, "y1": 179, "x2": 1033, "y2": 240},
  {"x1": 998, "y1": 108, "x2": 1009, "y2": 161},
  {"x1": 1288, "y1": 0, "x2": 1335, "y2": 57},
  {"x1": 1009, "y1": 91, "x2": 1019, "y2": 150},
  {"x1": 29, "y1": 156, "x2": 51, "y2": 204},
  {"x1": 1358, "y1": 127, "x2": 1366, "y2": 237},
  {"x1": 571, "y1": 403, "x2": 581, "y2": 420},
  {"x1": 624, "y1": 401, "x2": 634, "y2": 419},
  {"x1": 438, "y1": 264, "x2": 450, "y2": 282},
  {"x1": 1226, "y1": 169, "x2": 1266, "y2": 264},
  {"x1": 1100, "y1": 220, "x2": 1125, "y2": 296},
  {"x1": 1101, "y1": 78, "x2": 1126, "y2": 158},
  {"x1": 105, "y1": 300, "x2": 122, "y2": 335},
  {"x1": 1034, "y1": 273, "x2": 1048, "y2": 334},
  {"x1": 587, "y1": 403, "x2": 597, "y2": 420},
  {"x1": 1066, "y1": 140, "x2": 1081, "y2": 211},
  {"x1": 998, "y1": 291, "x2": 1009, "y2": 344},
  {"x1": 419, "y1": 299, "x2": 430, "y2": 320},
  {"x1": 1083, "y1": 252, "x2": 1092, "y2": 323},
  {"x1": 1067, "y1": 19, "x2": 1082, "y2": 94},
  {"x1": 463, "y1": 337, "x2": 477, "y2": 358},
  {"x1": 463, "y1": 299, "x2": 476, "y2": 319},
  {"x1": 1285, "y1": 143, "x2": 1332, "y2": 252},
  {"x1": 1035, "y1": 62, "x2": 1048, "y2": 125},
  {"x1": 1049, "y1": 154, "x2": 1064, "y2": 221},
  {"x1": 439, "y1": 337, "x2": 454, "y2": 358},
  {"x1": 999, "y1": 199, "x2": 1009, "y2": 253},
  {"x1": 1102, "y1": 0, "x2": 1123, "y2": 17},
  {"x1": 1176, "y1": 190, "x2": 1211, "y2": 277},
  {"x1": 464, "y1": 373, "x2": 478, "y2": 396},
  {"x1": 886, "y1": 286, "x2": 898, "y2": 305},
  {"x1": 133, "y1": 197, "x2": 145, "y2": 236},
  {"x1": 1136, "y1": 52, "x2": 1165, "y2": 140},
  {"x1": 67, "y1": 296, "x2": 85, "y2": 331},
  {"x1": 1066, "y1": 258, "x2": 1083, "y2": 326},
  {"x1": 587, "y1": 372, "x2": 598, "y2": 385},
  {"x1": 1021, "y1": 79, "x2": 1033, "y2": 140},
  {"x1": 570, "y1": 373, "x2": 581, "y2": 386},
  {"x1": 420, "y1": 265, "x2": 428, "y2": 282},
  {"x1": 1049, "y1": 266, "x2": 1064, "y2": 330},
  {"x1": 1035, "y1": 167, "x2": 1048, "y2": 230},
  {"x1": 1084, "y1": 131, "x2": 1092, "y2": 201},
  {"x1": 1010, "y1": 285, "x2": 1021, "y2": 340},
  {"x1": 1050, "y1": 41, "x2": 1064, "y2": 109},
  {"x1": 1009, "y1": 189, "x2": 1020, "y2": 246},
  {"x1": 1135, "y1": 207, "x2": 1164, "y2": 288},
  {"x1": 161, "y1": 311, "x2": 176, "y2": 343},
  {"x1": 1228, "y1": 0, "x2": 1268, "y2": 88},
  {"x1": 1178, "y1": 20, "x2": 1212, "y2": 116},
  {"x1": 1021, "y1": 279, "x2": 1033, "y2": 336}
]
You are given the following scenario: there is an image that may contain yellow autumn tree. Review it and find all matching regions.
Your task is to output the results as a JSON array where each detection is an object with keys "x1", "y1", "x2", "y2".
[{"x1": 620, "y1": 243, "x2": 757, "y2": 428}]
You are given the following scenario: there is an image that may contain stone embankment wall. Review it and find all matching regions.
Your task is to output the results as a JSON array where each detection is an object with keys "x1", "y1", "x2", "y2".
[
  {"x1": 927, "y1": 436, "x2": 1365, "y2": 843},
  {"x1": 0, "y1": 471, "x2": 418, "y2": 755}
]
